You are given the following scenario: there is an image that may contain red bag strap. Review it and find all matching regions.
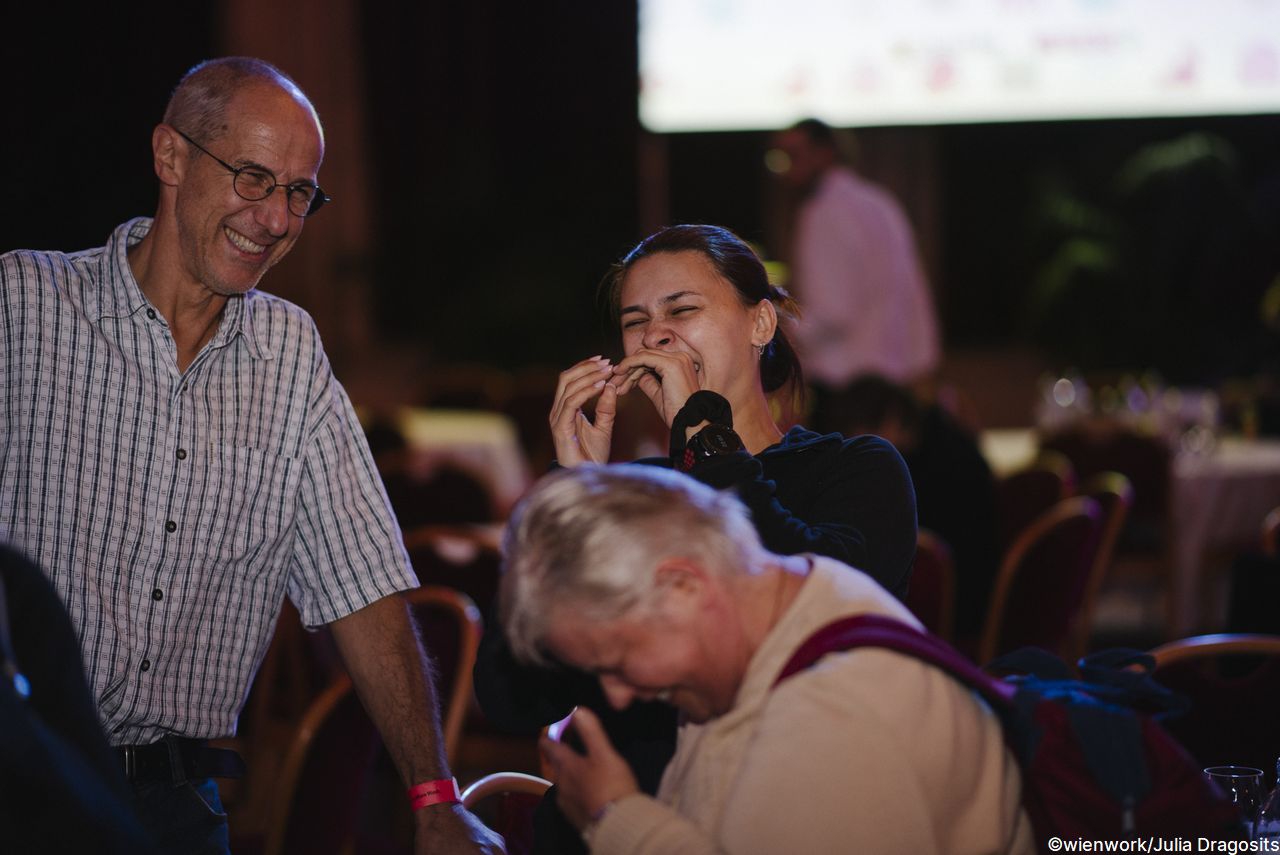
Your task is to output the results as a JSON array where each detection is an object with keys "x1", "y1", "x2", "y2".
[{"x1": 773, "y1": 613, "x2": 1016, "y2": 709}]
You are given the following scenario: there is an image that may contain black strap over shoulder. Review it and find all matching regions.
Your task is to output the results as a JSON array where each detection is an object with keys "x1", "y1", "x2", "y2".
[{"x1": 669, "y1": 390, "x2": 734, "y2": 459}]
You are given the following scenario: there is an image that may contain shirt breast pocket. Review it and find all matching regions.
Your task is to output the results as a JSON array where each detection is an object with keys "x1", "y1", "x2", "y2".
[{"x1": 203, "y1": 443, "x2": 302, "y2": 573}]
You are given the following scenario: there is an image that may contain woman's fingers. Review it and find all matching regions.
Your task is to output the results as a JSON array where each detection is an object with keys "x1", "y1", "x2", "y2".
[
  {"x1": 611, "y1": 349, "x2": 701, "y2": 424},
  {"x1": 549, "y1": 357, "x2": 617, "y2": 467},
  {"x1": 611, "y1": 348, "x2": 697, "y2": 380},
  {"x1": 611, "y1": 366, "x2": 651, "y2": 397},
  {"x1": 550, "y1": 357, "x2": 612, "y2": 429},
  {"x1": 592, "y1": 381, "x2": 619, "y2": 435}
]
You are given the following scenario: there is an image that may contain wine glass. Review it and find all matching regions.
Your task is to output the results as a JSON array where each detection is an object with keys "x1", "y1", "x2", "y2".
[{"x1": 1205, "y1": 766, "x2": 1266, "y2": 838}]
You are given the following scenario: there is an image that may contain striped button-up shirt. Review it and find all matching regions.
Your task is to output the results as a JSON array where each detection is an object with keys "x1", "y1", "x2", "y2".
[{"x1": 0, "y1": 218, "x2": 416, "y2": 745}]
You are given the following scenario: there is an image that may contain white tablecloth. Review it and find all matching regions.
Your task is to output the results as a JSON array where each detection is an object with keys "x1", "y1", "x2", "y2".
[
  {"x1": 980, "y1": 429, "x2": 1280, "y2": 636},
  {"x1": 1169, "y1": 436, "x2": 1280, "y2": 635},
  {"x1": 978, "y1": 428, "x2": 1039, "y2": 478}
]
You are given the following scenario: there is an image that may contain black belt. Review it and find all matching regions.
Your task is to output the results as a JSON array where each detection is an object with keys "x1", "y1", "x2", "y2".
[{"x1": 114, "y1": 735, "x2": 246, "y2": 784}]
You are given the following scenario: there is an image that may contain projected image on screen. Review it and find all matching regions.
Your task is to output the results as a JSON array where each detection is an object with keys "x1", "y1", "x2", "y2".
[{"x1": 639, "y1": 0, "x2": 1280, "y2": 131}]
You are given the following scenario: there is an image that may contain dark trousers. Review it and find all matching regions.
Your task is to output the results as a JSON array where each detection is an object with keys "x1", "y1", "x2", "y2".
[{"x1": 128, "y1": 777, "x2": 229, "y2": 855}]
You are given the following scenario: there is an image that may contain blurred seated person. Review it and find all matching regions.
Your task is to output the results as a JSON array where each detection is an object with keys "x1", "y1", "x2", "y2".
[
  {"x1": 364, "y1": 417, "x2": 410, "y2": 464},
  {"x1": 364, "y1": 419, "x2": 497, "y2": 527},
  {"x1": 502, "y1": 465, "x2": 1033, "y2": 854},
  {"x1": 381, "y1": 463, "x2": 496, "y2": 528},
  {"x1": 1, "y1": 543, "x2": 157, "y2": 854},
  {"x1": 474, "y1": 224, "x2": 918, "y2": 853},
  {"x1": 836, "y1": 374, "x2": 1000, "y2": 643}
]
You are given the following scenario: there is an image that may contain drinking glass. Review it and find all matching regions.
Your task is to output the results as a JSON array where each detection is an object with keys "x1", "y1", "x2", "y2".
[{"x1": 1205, "y1": 766, "x2": 1266, "y2": 838}]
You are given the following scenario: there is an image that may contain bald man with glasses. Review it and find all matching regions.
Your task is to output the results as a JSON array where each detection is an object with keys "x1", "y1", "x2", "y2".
[{"x1": 0, "y1": 57, "x2": 501, "y2": 855}]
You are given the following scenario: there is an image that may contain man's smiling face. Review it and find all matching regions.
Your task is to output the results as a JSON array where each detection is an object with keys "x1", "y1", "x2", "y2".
[{"x1": 172, "y1": 83, "x2": 323, "y2": 297}]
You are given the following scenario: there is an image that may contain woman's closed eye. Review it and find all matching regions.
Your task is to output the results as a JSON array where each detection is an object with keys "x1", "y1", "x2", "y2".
[{"x1": 622, "y1": 304, "x2": 698, "y2": 330}]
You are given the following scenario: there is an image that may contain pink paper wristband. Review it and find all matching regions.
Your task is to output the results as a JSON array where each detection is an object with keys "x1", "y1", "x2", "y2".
[{"x1": 407, "y1": 777, "x2": 461, "y2": 810}]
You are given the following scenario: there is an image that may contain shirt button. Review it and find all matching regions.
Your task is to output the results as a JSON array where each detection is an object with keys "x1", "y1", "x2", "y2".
[
  {"x1": 164, "y1": 520, "x2": 177, "y2": 533},
  {"x1": 146, "y1": 309, "x2": 156, "y2": 320},
  {"x1": 152, "y1": 588, "x2": 164, "y2": 601},
  {"x1": 176, "y1": 448, "x2": 188, "y2": 460},
  {"x1": 140, "y1": 659, "x2": 151, "y2": 672}
]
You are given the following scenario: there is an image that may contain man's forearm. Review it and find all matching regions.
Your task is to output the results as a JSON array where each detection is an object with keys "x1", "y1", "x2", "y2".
[
  {"x1": 330, "y1": 593, "x2": 449, "y2": 783},
  {"x1": 330, "y1": 594, "x2": 505, "y2": 852}
]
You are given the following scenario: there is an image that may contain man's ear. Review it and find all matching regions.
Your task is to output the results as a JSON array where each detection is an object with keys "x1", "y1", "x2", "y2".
[{"x1": 152, "y1": 124, "x2": 185, "y2": 187}]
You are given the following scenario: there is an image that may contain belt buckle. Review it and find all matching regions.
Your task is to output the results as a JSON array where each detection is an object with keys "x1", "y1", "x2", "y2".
[{"x1": 121, "y1": 744, "x2": 137, "y2": 782}]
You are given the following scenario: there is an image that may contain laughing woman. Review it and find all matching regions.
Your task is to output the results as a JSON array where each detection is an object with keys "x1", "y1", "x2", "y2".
[
  {"x1": 474, "y1": 224, "x2": 918, "y2": 852},
  {"x1": 548, "y1": 223, "x2": 916, "y2": 585}
]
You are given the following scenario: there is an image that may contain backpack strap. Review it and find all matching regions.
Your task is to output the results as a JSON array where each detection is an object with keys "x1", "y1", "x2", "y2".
[{"x1": 773, "y1": 613, "x2": 1016, "y2": 711}]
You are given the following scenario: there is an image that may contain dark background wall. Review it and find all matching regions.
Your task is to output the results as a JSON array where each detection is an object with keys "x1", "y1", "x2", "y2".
[{"x1": 6, "y1": 2, "x2": 1279, "y2": 393}]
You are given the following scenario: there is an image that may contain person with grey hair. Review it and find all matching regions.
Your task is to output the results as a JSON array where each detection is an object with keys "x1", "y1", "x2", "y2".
[
  {"x1": 501, "y1": 465, "x2": 1033, "y2": 854},
  {"x1": 0, "y1": 58, "x2": 500, "y2": 854}
]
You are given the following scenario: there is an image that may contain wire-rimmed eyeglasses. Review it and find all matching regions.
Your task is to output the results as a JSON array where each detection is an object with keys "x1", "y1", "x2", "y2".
[{"x1": 174, "y1": 127, "x2": 330, "y2": 218}]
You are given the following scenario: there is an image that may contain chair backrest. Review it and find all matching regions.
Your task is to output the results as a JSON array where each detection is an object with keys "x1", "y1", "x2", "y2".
[
  {"x1": 979, "y1": 495, "x2": 1104, "y2": 664},
  {"x1": 1150, "y1": 634, "x2": 1280, "y2": 772},
  {"x1": 994, "y1": 450, "x2": 1077, "y2": 554},
  {"x1": 402, "y1": 524, "x2": 503, "y2": 615},
  {"x1": 461, "y1": 772, "x2": 552, "y2": 855},
  {"x1": 261, "y1": 675, "x2": 380, "y2": 855},
  {"x1": 403, "y1": 585, "x2": 482, "y2": 764},
  {"x1": 1041, "y1": 422, "x2": 1171, "y2": 551},
  {"x1": 243, "y1": 600, "x2": 339, "y2": 749},
  {"x1": 1071, "y1": 471, "x2": 1136, "y2": 660},
  {"x1": 905, "y1": 529, "x2": 956, "y2": 642}
]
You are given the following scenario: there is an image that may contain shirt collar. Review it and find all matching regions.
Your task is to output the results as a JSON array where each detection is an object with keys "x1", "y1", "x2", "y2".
[{"x1": 91, "y1": 217, "x2": 277, "y2": 360}]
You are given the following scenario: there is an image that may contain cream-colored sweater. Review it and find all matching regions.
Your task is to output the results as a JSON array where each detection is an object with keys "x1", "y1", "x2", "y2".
[{"x1": 591, "y1": 557, "x2": 1035, "y2": 854}]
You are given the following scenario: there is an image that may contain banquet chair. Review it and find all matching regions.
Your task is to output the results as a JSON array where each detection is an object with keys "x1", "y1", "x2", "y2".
[
  {"x1": 461, "y1": 772, "x2": 553, "y2": 855},
  {"x1": 1070, "y1": 471, "x2": 1135, "y2": 660},
  {"x1": 994, "y1": 450, "x2": 1077, "y2": 555},
  {"x1": 403, "y1": 585, "x2": 483, "y2": 764},
  {"x1": 237, "y1": 675, "x2": 380, "y2": 855},
  {"x1": 403, "y1": 524, "x2": 503, "y2": 616},
  {"x1": 978, "y1": 496, "x2": 1104, "y2": 665},
  {"x1": 347, "y1": 586, "x2": 484, "y2": 853},
  {"x1": 905, "y1": 529, "x2": 956, "y2": 642},
  {"x1": 227, "y1": 601, "x2": 342, "y2": 829},
  {"x1": 1149, "y1": 634, "x2": 1280, "y2": 771},
  {"x1": 1041, "y1": 422, "x2": 1171, "y2": 557},
  {"x1": 462, "y1": 771, "x2": 553, "y2": 805}
]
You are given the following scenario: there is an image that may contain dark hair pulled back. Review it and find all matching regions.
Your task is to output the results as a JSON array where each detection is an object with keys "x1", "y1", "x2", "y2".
[{"x1": 601, "y1": 224, "x2": 804, "y2": 396}]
